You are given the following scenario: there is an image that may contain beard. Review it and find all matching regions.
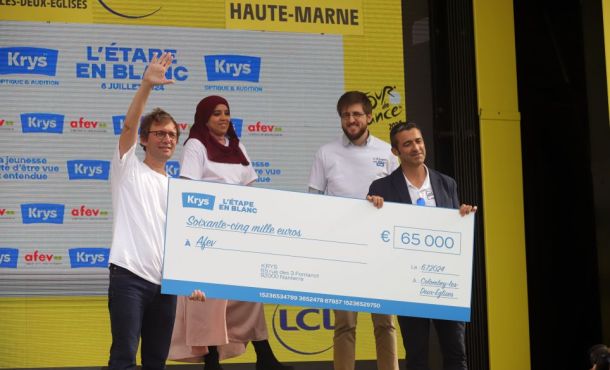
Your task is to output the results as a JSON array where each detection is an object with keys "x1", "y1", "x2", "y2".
[{"x1": 342, "y1": 125, "x2": 368, "y2": 142}]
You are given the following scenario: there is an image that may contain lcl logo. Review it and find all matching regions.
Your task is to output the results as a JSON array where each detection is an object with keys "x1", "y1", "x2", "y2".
[{"x1": 271, "y1": 305, "x2": 334, "y2": 355}]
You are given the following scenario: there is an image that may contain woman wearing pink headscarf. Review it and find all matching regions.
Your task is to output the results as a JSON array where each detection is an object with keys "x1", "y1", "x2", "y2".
[{"x1": 168, "y1": 96, "x2": 292, "y2": 370}]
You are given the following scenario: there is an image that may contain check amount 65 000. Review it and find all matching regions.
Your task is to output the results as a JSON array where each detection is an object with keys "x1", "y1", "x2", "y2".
[{"x1": 393, "y1": 226, "x2": 462, "y2": 255}]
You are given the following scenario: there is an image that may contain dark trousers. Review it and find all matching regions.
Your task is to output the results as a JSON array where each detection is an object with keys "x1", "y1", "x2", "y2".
[
  {"x1": 398, "y1": 316, "x2": 467, "y2": 370},
  {"x1": 108, "y1": 264, "x2": 177, "y2": 370}
]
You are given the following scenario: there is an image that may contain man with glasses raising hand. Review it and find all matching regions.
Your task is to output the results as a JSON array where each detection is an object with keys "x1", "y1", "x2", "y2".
[
  {"x1": 308, "y1": 91, "x2": 400, "y2": 370},
  {"x1": 108, "y1": 52, "x2": 203, "y2": 370}
]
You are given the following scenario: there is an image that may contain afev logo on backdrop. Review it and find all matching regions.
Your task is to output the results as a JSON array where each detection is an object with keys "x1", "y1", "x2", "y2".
[
  {"x1": 0, "y1": 116, "x2": 15, "y2": 131},
  {"x1": 70, "y1": 205, "x2": 109, "y2": 219},
  {"x1": 23, "y1": 250, "x2": 62, "y2": 265},
  {"x1": 0, "y1": 207, "x2": 17, "y2": 219},
  {"x1": 69, "y1": 116, "x2": 110, "y2": 133}
]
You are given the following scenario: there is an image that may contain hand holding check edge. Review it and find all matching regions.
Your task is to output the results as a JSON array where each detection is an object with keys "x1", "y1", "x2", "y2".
[{"x1": 188, "y1": 289, "x2": 206, "y2": 302}]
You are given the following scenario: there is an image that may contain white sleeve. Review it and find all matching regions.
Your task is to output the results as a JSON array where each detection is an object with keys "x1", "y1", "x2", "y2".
[
  {"x1": 308, "y1": 148, "x2": 327, "y2": 192},
  {"x1": 239, "y1": 143, "x2": 258, "y2": 184},
  {"x1": 110, "y1": 141, "x2": 137, "y2": 183},
  {"x1": 180, "y1": 139, "x2": 206, "y2": 180}
]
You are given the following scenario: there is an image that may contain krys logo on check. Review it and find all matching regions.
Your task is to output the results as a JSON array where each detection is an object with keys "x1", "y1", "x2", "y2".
[
  {"x1": 162, "y1": 178, "x2": 475, "y2": 322},
  {"x1": 181, "y1": 192, "x2": 258, "y2": 214},
  {"x1": 182, "y1": 192, "x2": 215, "y2": 210}
]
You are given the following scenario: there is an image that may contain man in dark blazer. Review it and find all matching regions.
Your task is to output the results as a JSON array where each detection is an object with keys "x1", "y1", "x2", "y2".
[{"x1": 367, "y1": 121, "x2": 476, "y2": 370}]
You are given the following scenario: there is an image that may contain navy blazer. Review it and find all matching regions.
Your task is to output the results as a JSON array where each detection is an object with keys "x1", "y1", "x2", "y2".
[{"x1": 368, "y1": 167, "x2": 460, "y2": 209}]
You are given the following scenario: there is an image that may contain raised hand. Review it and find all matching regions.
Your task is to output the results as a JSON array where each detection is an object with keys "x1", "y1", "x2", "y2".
[
  {"x1": 119, "y1": 52, "x2": 175, "y2": 157},
  {"x1": 142, "y1": 52, "x2": 174, "y2": 87}
]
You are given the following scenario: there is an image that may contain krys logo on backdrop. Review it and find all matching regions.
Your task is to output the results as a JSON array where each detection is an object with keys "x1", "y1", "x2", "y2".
[
  {"x1": 69, "y1": 248, "x2": 110, "y2": 268},
  {"x1": 112, "y1": 115, "x2": 125, "y2": 135},
  {"x1": 0, "y1": 47, "x2": 58, "y2": 76},
  {"x1": 21, "y1": 203, "x2": 65, "y2": 224},
  {"x1": 0, "y1": 248, "x2": 19, "y2": 268},
  {"x1": 20, "y1": 113, "x2": 64, "y2": 134},
  {"x1": 0, "y1": 47, "x2": 60, "y2": 87},
  {"x1": 204, "y1": 54, "x2": 263, "y2": 94},
  {"x1": 232, "y1": 118, "x2": 243, "y2": 137},
  {"x1": 166, "y1": 161, "x2": 180, "y2": 178},
  {"x1": 272, "y1": 305, "x2": 334, "y2": 355},
  {"x1": 67, "y1": 160, "x2": 110, "y2": 180}
]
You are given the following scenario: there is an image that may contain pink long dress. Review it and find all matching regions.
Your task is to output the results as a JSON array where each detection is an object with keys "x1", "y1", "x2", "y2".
[
  {"x1": 168, "y1": 138, "x2": 268, "y2": 362},
  {"x1": 168, "y1": 298, "x2": 268, "y2": 361}
]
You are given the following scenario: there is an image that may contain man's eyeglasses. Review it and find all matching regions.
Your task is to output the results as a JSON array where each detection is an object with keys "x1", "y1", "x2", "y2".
[
  {"x1": 340, "y1": 112, "x2": 367, "y2": 120},
  {"x1": 148, "y1": 130, "x2": 178, "y2": 140}
]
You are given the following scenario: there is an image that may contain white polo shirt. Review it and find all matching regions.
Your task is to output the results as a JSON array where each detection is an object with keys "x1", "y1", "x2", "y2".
[{"x1": 308, "y1": 133, "x2": 399, "y2": 198}]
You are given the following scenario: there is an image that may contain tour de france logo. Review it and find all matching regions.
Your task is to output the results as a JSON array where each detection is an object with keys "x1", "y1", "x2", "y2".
[
  {"x1": 272, "y1": 305, "x2": 334, "y2": 355},
  {"x1": 97, "y1": 0, "x2": 162, "y2": 19}
]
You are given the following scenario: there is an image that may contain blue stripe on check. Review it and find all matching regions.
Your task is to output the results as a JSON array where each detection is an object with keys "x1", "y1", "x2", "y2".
[{"x1": 161, "y1": 279, "x2": 471, "y2": 322}]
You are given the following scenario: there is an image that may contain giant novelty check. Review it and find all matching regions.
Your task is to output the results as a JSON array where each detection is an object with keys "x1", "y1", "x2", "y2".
[{"x1": 161, "y1": 178, "x2": 475, "y2": 321}]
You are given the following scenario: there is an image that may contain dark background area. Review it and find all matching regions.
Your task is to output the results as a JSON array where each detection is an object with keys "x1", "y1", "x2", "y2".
[
  {"x1": 407, "y1": 0, "x2": 610, "y2": 369},
  {"x1": 514, "y1": 0, "x2": 610, "y2": 369}
]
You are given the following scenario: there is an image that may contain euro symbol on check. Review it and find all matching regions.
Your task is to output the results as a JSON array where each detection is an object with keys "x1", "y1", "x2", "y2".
[{"x1": 381, "y1": 230, "x2": 390, "y2": 243}]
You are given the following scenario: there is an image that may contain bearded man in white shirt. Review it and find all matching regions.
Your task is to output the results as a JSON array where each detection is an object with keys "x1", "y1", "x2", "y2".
[{"x1": 308, "y1": 91, "x2": 400, "y2": 370}]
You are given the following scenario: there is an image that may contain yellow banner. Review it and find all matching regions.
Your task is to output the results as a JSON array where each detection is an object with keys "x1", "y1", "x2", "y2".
[
  {"x1": 343, "y1": 0, "x2": 406, "y2": 137},
  {"x1": 1, "y1": 0, "x2": 366, "y2": 36},
  {"x1": 226, "y1": 0, "x2": 363, "y2": 35},
  {"x1": 0, "y1": 0, "x2": 92, "y2": 23}
]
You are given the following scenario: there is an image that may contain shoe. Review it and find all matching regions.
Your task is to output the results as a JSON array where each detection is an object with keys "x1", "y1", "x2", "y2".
[
  {"x1": 203, "y1": 346, "x2": 223, "y2": 370},
  {"x1": 252, "y1": 340, "x2": 294, "y2": 370},
  {"x1": 203, "y1": 363, "x2": 223, "y2": 370}
]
